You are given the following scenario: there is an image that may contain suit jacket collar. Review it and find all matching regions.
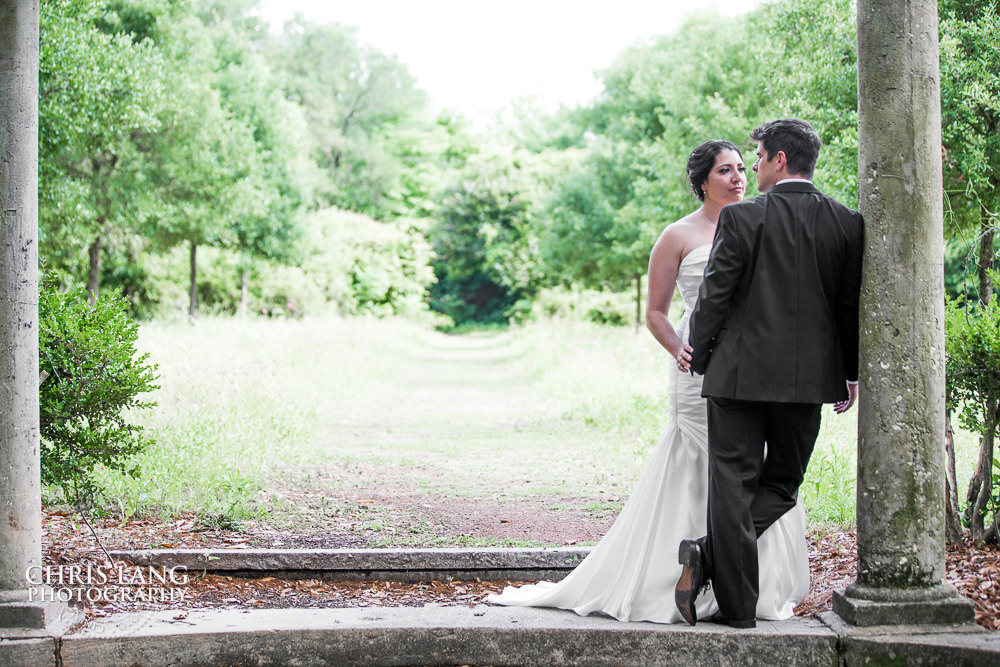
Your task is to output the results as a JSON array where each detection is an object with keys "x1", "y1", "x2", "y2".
[{"x1": 768, "y1": 180, "x2": 819, "y2": 194}]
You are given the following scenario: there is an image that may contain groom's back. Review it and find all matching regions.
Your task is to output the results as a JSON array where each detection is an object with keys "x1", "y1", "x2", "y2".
[{"x1": 703, "y1": 181, "x2": 863, "y2": 404}]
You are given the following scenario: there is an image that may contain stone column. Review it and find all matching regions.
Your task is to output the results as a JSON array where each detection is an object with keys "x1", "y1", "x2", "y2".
[
  {"x1": 833, "y1": 0, "x2": 974, "y2": 625},
  {"x1": 0, "y1": 0, "x2": 41, "y2": 611},
  {"x1": 0, "y1": 0, "x2": 74, "y2": 638}
]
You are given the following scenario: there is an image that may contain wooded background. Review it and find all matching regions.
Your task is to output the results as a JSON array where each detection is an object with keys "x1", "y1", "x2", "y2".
[{"x1": 40, "y1": 0, "x2": 998, "y2": 324}]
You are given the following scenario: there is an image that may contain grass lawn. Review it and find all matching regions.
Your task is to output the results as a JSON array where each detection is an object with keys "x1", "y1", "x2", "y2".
[{"x1": 81, "y1": 314, "x2": 980, "y2": 543}]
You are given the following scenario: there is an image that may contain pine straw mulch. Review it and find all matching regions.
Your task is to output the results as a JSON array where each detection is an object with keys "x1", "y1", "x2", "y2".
[{"x1": 42, "y1": 510, "x2": 1000, "y2": 629}]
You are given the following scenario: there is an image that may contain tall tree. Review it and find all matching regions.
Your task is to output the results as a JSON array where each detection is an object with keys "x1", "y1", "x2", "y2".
[
  {"x1": 39, "y1": 0, "x2": 164, "y2": 300},
  {"x1": 136, "y1": 4, "x2": 259, "y2": 317},
  {"x1": 745, "y1": 0, "x2": 859, "y2": 202},
  {"x1": 206, "y1": 4, "x2": 311, "y2": 313},
  {"x1": 940, "y1": 0, "x2": 1000, "y2": 305},
  {"x1": 270, "y1": 18, "x2": 431, "y2": 220}
]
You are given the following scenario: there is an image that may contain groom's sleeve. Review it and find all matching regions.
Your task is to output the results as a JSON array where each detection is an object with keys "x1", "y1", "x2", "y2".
[
  {"x1": 689, "y1": 207, "x2": 746, "y2": 375},
  {"x1": 836, "y1": 212, "x2": 864, "y2": 383}
]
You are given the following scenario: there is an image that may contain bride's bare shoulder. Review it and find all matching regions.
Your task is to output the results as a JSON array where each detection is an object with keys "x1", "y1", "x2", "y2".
[{"x1": 654, "y1": 214, "x2": 702, "y2": 249}]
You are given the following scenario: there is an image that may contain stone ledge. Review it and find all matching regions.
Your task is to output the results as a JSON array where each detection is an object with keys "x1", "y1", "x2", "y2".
[
  {"x1": 60, "y1": 606, "x2": 840, "y2": 667},
  {"x1": 0, "y1": 637, "x2": 56, "y2": 667},
  {"x1": 832, "y1": 584, "x2": 976, "y2": 626},
  {"x1": 109, "y1": 547, "x2": 592, "y2": 582},
  {"x1": 0, "y1": 604, "x2": 995, "y2": 666},
  {"x1": 820, "y1": 612, "x2": 1000, "y2": 666}
]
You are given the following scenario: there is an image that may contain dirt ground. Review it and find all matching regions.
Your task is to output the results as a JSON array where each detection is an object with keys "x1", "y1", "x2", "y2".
[{"x1": 43, "y1": 498, "x2": 1000, "y2": 630}]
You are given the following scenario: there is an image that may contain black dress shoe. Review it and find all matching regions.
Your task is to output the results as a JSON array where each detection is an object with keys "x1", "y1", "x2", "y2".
[
  {"x1": 675, "y1": 539, "x2": 708, "y2": 625},
  {"x1": 708, "y1": 614, "x2": 756, "y2": 629}
]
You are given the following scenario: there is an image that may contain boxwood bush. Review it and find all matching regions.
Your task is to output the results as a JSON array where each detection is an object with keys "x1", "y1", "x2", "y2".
[{"x1": 39, "y1": 283, "x2": 159, "y2": 502}]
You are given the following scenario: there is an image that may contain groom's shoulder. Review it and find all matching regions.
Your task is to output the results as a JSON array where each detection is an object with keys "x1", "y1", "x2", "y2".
[
  {"x1": 815, "y1": 188, "x2": 859, "y2": 214},
  {"x1": 780, "y1": 184, "x2": 862, "y2": 223},
  {"x1": 724, "y1": 195, "x2": 768, "y2": 216}
]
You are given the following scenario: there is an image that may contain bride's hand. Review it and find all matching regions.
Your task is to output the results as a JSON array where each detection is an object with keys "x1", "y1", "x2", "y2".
[{"x1": 675, "y1": 344, "x2": 694, "y2": 374}]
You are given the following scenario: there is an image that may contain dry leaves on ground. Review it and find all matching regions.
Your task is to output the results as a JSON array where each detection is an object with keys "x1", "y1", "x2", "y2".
[{"x1": 42, "y1": 509, "x2": 1000, "y2": 630}]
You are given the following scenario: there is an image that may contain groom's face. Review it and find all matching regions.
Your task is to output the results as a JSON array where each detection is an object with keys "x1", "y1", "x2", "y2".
[{"x1": 753, "y1": 142, "x2": 777, "y2": 193}]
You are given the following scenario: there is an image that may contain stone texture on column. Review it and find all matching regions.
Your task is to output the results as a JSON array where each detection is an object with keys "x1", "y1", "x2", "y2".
[
  {"x1": 0, "y1": 0, "x2": 79, "y2": 637},
  {"x1": 833, "y1": 0, "x2": 974, "y2": 626},
  {"x1": 0, "y1": 0, "x2": 41, "y2": 607}
]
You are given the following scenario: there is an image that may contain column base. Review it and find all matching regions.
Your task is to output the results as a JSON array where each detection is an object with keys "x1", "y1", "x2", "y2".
[
  {"x1": 833, "y1": 583, "x2": 976, "y2": 626},
  {"x1": 0, "y1": 598, "x2": 83, "y2": 638}
]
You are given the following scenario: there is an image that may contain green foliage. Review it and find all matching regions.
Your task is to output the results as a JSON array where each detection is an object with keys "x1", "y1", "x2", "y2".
[
  {"x1": 940, "y1": 0, "x2": 1000, "y2": 208},
  {"x1": 940, "y1": 0, "x2": 1000, "y2": 303},
  {"x1": 29, "y1": 0, "x2": 1000, "y2": 340},
  {"x1": 747, "y1": 0, "x2": 859, "y2": 202},
  {"x1": 39, "y1": 283, "x2": 160, "y2": 502},
  {"x1": 429, "y1": 152, "x2": 540, "y2": 325},
  {"x1": 39, "y1": 0, "x2": 166, "y2": 286},
  {"x1": 301, "y1": 208, "x2": 435, "y2": 317},
  {"x1": 945, "y1": 235, "x2": 1000, "y2": 302},
  {"x1": 531, "y1": 286, "x2": 635, "y2": 327},
  {"x1": 945, "y1": 296, "x2": 1000, "y2": 542},
  {"x1": 268, "y1": 17, "x2": 434, "y2": 220}
]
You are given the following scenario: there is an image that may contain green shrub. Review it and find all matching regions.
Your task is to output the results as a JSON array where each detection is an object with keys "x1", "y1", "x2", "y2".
[
  {"x1": 39, "y1": 283, "x2": 160, "y2": 502},
  {"x1": 301, "y1": 208, "x2": 435, "y2": 317},
  {"x1": 945, "y1": 295, "x2": 1000, "y2": 543},
  {"x1": 531, "y1": 286, "x2": 636, "y2": 326}
]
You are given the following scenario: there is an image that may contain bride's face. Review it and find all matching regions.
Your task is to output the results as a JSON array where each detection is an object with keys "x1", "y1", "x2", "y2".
[{"x1": 703, "y1": 149, "x2": 747, "y2": 206}]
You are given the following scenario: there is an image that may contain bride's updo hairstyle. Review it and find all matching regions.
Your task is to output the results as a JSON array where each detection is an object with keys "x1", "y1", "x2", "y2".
[{"x1": 687, "y1": 140, "x2": 742, "y2": 202}]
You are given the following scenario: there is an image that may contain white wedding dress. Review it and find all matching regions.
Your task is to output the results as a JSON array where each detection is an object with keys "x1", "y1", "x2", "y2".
[{"x1": 489, "y1": 244, "x2": 809, "y2": 623}]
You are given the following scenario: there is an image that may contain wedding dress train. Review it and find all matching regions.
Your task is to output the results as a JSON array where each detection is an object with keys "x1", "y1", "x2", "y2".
[{"x1": 488, "y1": 244, "x2": 809, "y2": 623}]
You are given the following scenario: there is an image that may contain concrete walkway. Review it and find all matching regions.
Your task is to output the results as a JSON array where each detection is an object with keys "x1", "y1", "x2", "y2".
[{"x1": 3, "y1": 606, "x2": 999, "y2": 666}]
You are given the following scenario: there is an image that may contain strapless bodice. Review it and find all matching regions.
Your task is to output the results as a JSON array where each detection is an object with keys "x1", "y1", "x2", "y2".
[{"x1": 676, "y1": 245, "x2": 710, "y2": 343}]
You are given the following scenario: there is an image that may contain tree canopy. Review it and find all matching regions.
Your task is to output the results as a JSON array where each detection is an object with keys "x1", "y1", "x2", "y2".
[{"x1": 34, "y1": 0, "x2": 1000, "y2": 325}]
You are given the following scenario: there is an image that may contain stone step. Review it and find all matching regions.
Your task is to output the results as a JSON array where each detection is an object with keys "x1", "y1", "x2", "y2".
[
  {"x1": 108, "y1": 547, "x2": 592, "y2": 582},
  {"x1": 38, "y1": 607, "x2": 1000, "y2": 666}
]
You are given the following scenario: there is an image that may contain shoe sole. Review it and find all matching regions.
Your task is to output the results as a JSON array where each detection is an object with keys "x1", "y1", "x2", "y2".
[{"x1": 675, "y1": 541, "x2": 703, "y2": 626}]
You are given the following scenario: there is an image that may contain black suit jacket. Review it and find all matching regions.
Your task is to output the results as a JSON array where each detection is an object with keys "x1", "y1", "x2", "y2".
[{"x1": 689, "y1": 181, "x2": 864, "y2": 403}]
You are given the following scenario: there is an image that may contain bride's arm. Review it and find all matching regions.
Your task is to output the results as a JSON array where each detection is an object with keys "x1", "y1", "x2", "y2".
[{"x1": 645, "y1": 226, "x2": 689, "y2": 367}]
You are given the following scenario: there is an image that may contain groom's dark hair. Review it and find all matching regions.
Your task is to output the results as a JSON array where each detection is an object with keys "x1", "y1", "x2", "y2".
[{"x1": 750, "y1": 118, "x2": 822, "y2": 179}]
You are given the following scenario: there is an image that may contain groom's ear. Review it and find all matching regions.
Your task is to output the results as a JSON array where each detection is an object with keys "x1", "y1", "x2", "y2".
[{"x1": 774, "y1": 150, "x2": 788, "y2": 173}]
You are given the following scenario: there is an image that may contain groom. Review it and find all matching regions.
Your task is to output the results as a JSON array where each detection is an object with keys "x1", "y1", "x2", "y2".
[{"x1": 675, "y1": 118, "x2": 864, "y2": 628}]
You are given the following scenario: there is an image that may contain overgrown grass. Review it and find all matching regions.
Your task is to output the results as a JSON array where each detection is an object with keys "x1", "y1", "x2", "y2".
[
  {"x1": 66, "y1": 314, "x2": 980, "y2": 534},
  {"x1": 800, "y1": 408, "x2": 857, "y2": 526}
]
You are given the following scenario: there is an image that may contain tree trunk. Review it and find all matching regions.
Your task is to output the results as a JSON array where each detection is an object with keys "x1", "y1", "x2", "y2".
[
  {"x1": 944, "y1": 411, "x2": 963, "y2": 544},
  {"x1": 978, "y1": 212, "x2": 994, "y2": 306},
  {"x1": 635, "y1": 273, "x2": 642, "y2": 329},
  {"x1": 87, "y1": 235, "x2": 101, "y2": 305},
  {"x1": 0, "y1": 0, "x2": 42, "y2": 609},
  {"x1": 966, "y1": 402, "x2": 998, "y2": 545},
  {"x1": 239, "y1": 268, "x2": 248, "y2": 318},
  {"x1": 188, "y1": 241, "x2": 197, "y2": 319}
]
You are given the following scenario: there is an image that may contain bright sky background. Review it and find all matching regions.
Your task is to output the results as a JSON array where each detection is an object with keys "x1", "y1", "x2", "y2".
[{"x1": 255, "y1": 0, "x2": 765, "y2": 125}]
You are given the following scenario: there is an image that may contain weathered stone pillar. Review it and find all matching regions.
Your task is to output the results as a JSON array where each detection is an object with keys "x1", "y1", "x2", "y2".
[
  {"x1": 0, "y1": 0, "x2": 41, "y2": 611},
  {"x1": 0, "y1": 0, "x2": 76, "y2": 641},
  {"x1": 833, "y1": 0, "x2": 974, "y2": 625}
]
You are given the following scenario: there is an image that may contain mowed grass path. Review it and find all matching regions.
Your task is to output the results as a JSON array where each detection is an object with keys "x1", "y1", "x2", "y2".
[
  {"x1": 105, "y1": 316, "x2": 666, "y2": 543},
  {"x1": 92, "y1": 314, "x2": 964, "y2": 545}
]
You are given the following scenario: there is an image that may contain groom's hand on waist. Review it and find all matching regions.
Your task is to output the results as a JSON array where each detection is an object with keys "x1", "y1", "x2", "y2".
[{"x1": 833, "y1": 381, "x2": 859, "y2": 414}]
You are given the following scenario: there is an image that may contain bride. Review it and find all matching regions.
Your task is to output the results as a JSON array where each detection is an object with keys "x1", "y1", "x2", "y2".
[{"x1": 488, "y1": 140, "x2": 809, "y2": 623}]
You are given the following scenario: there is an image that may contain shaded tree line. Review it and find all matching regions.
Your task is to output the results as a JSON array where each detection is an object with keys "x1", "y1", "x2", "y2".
[
  {"x1": 38, "y1": 0, "x2": 999, "y2": 326},
  {"x1": 39, "y1": 0, "x2": 453, "y2": 319}
]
